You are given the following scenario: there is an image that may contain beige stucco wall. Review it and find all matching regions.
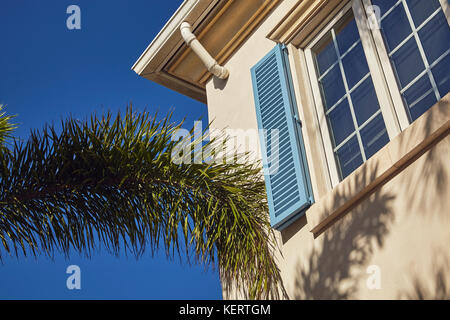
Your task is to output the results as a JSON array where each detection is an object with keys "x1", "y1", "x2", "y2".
[{"x1": 204, "y1": 0, "x2": 450, "y2": 299}]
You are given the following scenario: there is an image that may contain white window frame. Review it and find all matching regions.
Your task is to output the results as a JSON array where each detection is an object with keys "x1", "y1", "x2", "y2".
[
  {"x1": 361, "y1": 0, "x2": 450, "y2": 128},
  {"x1": 303, "y1": 0, "x2": 403, "y2": 187},
  {"x1": 300, "y1": 0, "x2": 450, "y2": 188}
]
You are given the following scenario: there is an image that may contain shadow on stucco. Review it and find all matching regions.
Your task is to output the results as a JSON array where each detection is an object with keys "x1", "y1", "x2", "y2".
[
  {"x1": 292, "y1": 164, "x2": 396, "y2": 299},
  {"x1": 399, "y1": 99, "x2": 449, "y2": 217},
  {"x1": 213, "y1": 75, "x2": 228, "y2": 90},
  {"x1": 398, "y1": 250, "x2": 450, "y2": 299}
]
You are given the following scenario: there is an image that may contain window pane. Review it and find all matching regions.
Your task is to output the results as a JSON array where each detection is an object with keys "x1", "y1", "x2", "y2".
[
  {"x1": 390, "y1": 37, "x2": 424, "y2": 88},
  {"x1": 320, "y1": 64, "x2": 346, "y2": 109},
  {"x1": 403, "y1": 74, "x2": 437, "y2": 121},
  {"x1": 342, "y1": 42, "x2": 370, "y2": 89},
  {"x1": 335, "y1": 135, "x2": 363, "y2": 179},
  {"x1": 380, "y1": 4, "x2": 412, "y2": 52},
  {"x1": 376, "y1": 0, "x2": 450, "y2": 123},
  {"x1": 431, "y1": 53, "x2": 450, "y2": 98},
  {"x1": 316, "y1": 34, "x2": 338, "y2": 75},
  {"x1": 360, "y1": 113, "x2": 389, "y2": 159},
  {"x1": 351, "y1": 77, "x2": 379, "y2": 126},
  {"x1": 335, "y1": 17, "x2": 360, "y2": 54},
  {"x1": 312, "y1": 10, "x2": 391, "y2": 180},
  {"x1": 372, "y1": 0, "x2": 399, "y2": 17},
  {"x1": 418, "y1": 11, "x2": 450, "y2": 65},
  {"x1": 327, "y1": 99, "x2": 354, "y2": 146},
  {"x1": 406, "y1": 0, "x2": 441, "y2": 27}
]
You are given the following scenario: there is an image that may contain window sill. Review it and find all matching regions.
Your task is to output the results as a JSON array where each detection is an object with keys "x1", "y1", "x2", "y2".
[{"x1": 305, "y1": 93, "x2": 450, "y2": 237}]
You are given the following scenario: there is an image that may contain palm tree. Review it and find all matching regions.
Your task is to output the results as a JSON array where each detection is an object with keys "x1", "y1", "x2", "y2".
[
  {"x1": 0, "y1": 106, "x2": 285, "y2": 299},
  {"x1": 0, "y1": 105, "x2": 16, "y2": 150}
]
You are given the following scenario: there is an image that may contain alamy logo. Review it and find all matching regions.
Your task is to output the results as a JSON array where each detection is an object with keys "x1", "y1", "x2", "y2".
[
  {"x1": 170, "y1": 121, "x2": 280, "y2": 175},
  {"x1": 366, "y1": 5, "x2": 381, "y2": 30},
  {"x1": 366, "y1": 265, "x2": 381, "y2": 290},
  {"x1": 66, "y1": 5, "x2": 81, "y2": 30},
  {"x1": 66, "y1": 265, "x2": 81, "y2": 290}
]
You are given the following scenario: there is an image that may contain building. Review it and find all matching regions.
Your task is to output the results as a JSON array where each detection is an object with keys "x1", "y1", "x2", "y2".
[{"x1": 133, "y1": 0, "x2": 450, "y2": 299}]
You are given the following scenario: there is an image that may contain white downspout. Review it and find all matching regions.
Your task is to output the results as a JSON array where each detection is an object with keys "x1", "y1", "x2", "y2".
[{"x1": 180, "y1": 22, "x2": 229, "y2": 79}]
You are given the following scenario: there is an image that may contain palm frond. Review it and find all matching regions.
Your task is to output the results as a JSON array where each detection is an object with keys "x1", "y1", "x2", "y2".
[
  {"x1": 0, "y1": 106, "x2": 286, "y2": 299},
  {"x1": 0, "y1": 104, "x2": 17, "y2": 149}
]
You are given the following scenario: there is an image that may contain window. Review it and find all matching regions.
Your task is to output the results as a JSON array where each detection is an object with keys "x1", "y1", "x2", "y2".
[
  {"x1": 303, "y1": 0, "x2": 449, "y2": 186},
  {"x1": 306, "y1": 9, "x2": 390, "y2": 180},
  {"x1": 372, "y1": 0, "x2": 450, "y2": 122}
]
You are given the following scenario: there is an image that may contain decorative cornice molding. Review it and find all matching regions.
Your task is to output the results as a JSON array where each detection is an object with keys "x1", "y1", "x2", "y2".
[{"x1": 267, "y1": 0, "x2": 348, "y2": 47}]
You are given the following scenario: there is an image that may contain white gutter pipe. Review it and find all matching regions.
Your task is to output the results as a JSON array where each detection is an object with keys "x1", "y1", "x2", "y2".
[{"x1": 180, "y1": 22, "x2": 229, "y2": 79}]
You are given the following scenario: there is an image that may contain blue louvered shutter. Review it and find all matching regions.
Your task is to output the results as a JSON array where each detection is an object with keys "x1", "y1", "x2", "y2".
[{"x1": 251, "y1": 44, "x2": 313, "y2": 229}]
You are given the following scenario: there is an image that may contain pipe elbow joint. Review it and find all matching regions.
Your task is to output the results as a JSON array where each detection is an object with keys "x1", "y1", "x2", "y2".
[
  {"x1": 210, "y1": 63, "x2": 229, "y2": 79},
  {"x1": 179, "y1": 22, "x2": 229, "y2": 80},
  {"x1": 180, "y1": 22, "x2": 196, "y2": 46}
]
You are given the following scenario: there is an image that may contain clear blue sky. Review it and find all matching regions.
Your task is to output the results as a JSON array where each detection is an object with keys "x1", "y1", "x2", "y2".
[{"x1": 0, "y1": 0, "x2": 222, "y2": 299}]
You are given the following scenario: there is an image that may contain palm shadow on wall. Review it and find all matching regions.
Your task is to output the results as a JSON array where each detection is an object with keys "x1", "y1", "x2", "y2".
[
  {"x1": 291, "y1": 163, "x2": 395, "y2": 299},
  {"x1": 399, "y1": 253, "x2": 450, "y2": 300}
]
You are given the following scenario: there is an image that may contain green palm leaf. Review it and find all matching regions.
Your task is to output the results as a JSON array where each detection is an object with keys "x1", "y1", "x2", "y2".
[
  {"x1": 0, "y1": 106, "x2": 286, "y2": 299},
  {"x1": 0, "y1": 105, "x2": 16, "y2": 149}
]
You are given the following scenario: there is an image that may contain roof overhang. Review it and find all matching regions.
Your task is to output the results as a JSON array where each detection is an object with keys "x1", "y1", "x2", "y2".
[{"x1": 132, "y1": 0, "x2": 281, "y2": 103}]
